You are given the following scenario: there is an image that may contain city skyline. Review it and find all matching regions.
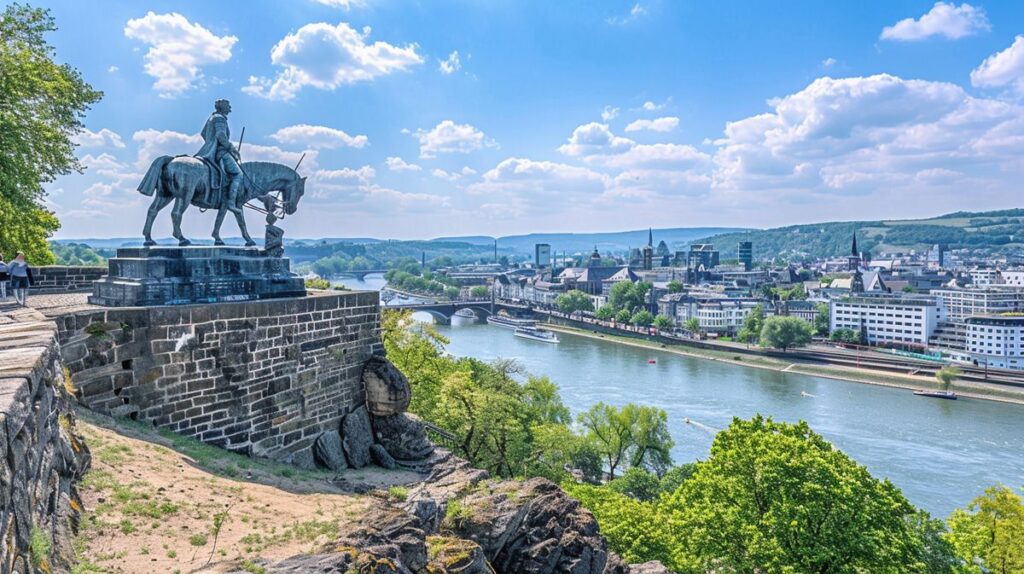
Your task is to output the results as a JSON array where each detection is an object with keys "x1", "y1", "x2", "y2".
[{"x1": 35, "y1": 0, "x2": 1024, "y2": 239}]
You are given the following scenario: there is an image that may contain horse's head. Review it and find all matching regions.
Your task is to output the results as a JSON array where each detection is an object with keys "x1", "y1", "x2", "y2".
[{"x1": 282, "y1": 175, "x2": 306, "y2": 215}]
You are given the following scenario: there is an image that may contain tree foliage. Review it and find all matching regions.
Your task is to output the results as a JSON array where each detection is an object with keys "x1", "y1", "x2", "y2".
[
  {"x1": 760, "y1": 315, "x2": 813, "y2": 351},
  {"x1": 578, "y1": 402, "x2": 674, "y2": 479},
  {"x1": 556, "y1": 290, "x2": 594, "y2": 315},
  {"x1": 0, "y1": 4, "x2": 102, "y2": 263},
  {"x1": 935, "y1": 366, "x2": 961, "y2": 390},
  {"x1": 737, "y1": 303, "x2": 766, "y2": 344},
  {"x1": 653, "y1": 315, "x2": 673, "y2": 329},
  {"x1": 946, "y1": 485, "x2": 1024, "y2": 573},
  {"x1": 814, "y1": 302, "x2": 831, "y2": 336}
]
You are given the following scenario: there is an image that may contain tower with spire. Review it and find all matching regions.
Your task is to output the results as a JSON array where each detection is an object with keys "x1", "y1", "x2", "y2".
[
  {"x1": 641, "y1": 227, "x2": 654, "y2": 270},
  {"x1": 848, "y1": 232, "x2": 861, "y2": 272}
]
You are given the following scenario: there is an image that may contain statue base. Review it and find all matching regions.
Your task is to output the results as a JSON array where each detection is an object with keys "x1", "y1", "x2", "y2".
[{"x1": 88, "y1": 246, "x2": 306, "y2": 307}]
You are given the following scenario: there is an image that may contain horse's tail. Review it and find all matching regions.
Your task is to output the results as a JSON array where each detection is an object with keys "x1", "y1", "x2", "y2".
[{"x1": 137, "y1": 155, "x2": 175, "y2": 197}]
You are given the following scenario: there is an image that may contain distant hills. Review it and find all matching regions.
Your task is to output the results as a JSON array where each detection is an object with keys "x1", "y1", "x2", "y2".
[
  {"x1": 433, "y1": 227, "x2": 745, "y2": 255},
  {"x1": 694, "y1": 209, "x2": 1024, "y2": 261}
]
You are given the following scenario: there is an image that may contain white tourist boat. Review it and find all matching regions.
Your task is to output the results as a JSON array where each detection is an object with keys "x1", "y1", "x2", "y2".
[
  {"x1": 514, "y1": 326, "x2": 560, "y2": 343},
  {"x1": 486, "y1": 314, "x2": 537, "y2": 329}
]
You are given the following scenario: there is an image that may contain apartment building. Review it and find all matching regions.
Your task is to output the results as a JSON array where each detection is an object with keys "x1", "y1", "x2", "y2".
[
  {"x1": 930, "y1": 287, "x2": 1024, "y2": 321},
  {"x1": 830, "y1": 295, "x2": 946, "y2": 345},
  {"x1": 964, "y1": 315, "x2": 1024, "y2": 370}
]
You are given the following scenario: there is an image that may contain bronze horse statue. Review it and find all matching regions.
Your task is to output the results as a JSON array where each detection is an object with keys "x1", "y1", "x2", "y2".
[{"x1": 137, "y1": 156, "x2": 306, "y2": 247}]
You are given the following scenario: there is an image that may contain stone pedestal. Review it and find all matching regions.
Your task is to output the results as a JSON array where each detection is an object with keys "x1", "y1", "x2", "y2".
[{"x1": 88, "y1": 246, "x2": 306, "y2": 307}]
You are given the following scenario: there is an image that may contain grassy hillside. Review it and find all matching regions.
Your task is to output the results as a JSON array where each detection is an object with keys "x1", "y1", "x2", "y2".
[{"x1": 694, "y1": 209, "x2": 1024, "y2": 262}]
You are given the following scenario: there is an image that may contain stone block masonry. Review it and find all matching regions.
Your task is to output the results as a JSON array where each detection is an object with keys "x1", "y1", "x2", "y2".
[
  {"x1": 54, "y1": 291, "x2": 381, "y2": 466},
  {"x1": 31, "y1": 265, "x2": 106, "y2": 293},
  {"x1": 0, "y1": 302, "x2": 90, "y2": 573}
]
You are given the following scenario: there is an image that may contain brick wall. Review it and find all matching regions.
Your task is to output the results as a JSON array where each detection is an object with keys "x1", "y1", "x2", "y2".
[
  {"x1": 54, "y1": 291, "x2": 380, "y2": 466},
  {"x1": 31, "y1": 265, "x2": 106, "y2": 293}
]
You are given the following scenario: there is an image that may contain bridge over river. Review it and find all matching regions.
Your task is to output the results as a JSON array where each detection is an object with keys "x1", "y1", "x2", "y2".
[{"x1": 385, "y1": 299, "x2": 529, "y2": 324}]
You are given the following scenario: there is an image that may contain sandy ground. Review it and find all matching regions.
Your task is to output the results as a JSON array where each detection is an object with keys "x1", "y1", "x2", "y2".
[{"x1": 73, "y1": 412, "x2": 424, "y2": 574}]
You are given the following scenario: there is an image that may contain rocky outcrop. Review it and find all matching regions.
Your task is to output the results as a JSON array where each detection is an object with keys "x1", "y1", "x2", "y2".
[
  {"x1": 341, "y1": 405, "x2": 374, "y2": 469},
  {"x1": 256, "y1": 452, "x2": 668, "y2": 574},
  {"x1": 372, "y1": 412, "x2": 434, "y2": 462},
  {"x1": 363, "y1": 355, "x2": 412, "y2": 416},
  {"x1": 0, "y1": 304, "x2": 90, "y2": 573},
  {"x1": 312, "y1": 430, "x2": 348, "y2": 471}
]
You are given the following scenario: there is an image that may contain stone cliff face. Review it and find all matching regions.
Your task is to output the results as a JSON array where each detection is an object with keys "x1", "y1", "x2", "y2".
[{"x1": 0, "y1": 304, "x2": 90, "y2": 574}]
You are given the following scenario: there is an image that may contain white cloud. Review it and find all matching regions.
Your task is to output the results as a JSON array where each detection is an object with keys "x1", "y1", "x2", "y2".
[
  {"x1": 270, "y1": 124, "x2": 368, "y2": 149},
  {"x1": 311, "y1": 166, "x2": 375, "y2": 183},
  {"x1": 107, "y1": 65, "x2": 119, "y2": 73},
  {"x1": 413, "y1": 120, "x2": 496, "y2": 158},
  {"x1": 641, "y1": 100, "x2": 665, "y2": 111},
  {"x1": 971, "y1": 36, "x2": 1024, "y2": 96},
  {"x1": 438, "y1": 50, "x2": 461, "y2": 75},
  {"x1": 311, "y1": 0, "x2": 366, "y2": 9},
  {"x1": 243, "y1": 22, "x2": 423, "y2": 101},
  {"x1": 124, "y1": 12, "x2": 237, "y2": 97},
  {"x1": 80, "y1": 153, "x2": 126, "y2": 175},
  {"x1": 601, "y1": 106, "x2": 620, "y2": 121},
  {"x1": 607, "y1": 3, "x2": 647, "y2": 25},
  {"x1": 821, "y1": 57, "x2": 837, "y2": 69},
  {"x1": 601, "y1": 143, "x2": 711, "y2": 170},
  {"x1": 431, "y1": 168, "x2": 460, "y2": 181},
  {"x1": 74, "y1": 128, "x2": 125, "y2": 149},
  {"x1": 557, "y1": 122, "x2": 633, "y2": 157},
  {"x1": 470, "y1": 158, "x2": 609, "y2": 198},
  {"x1": 881, "y1": 2, "x2": 989, "y2": 41},
  {"x1": 385, "y1": 156, "x2": 421, "y2": 171},
  {"x1": 131, "y1": 129, "x2": 318, "y2": 171},
  {"x1": 461, "y1": 166, "x2": 477, "y2": 176},
  {"x1": 624, "y1": 116, "x2": 680, "y2": 133},
  {"x1": 710, "y1": 74, "x2": 1024, "y2": 200}
]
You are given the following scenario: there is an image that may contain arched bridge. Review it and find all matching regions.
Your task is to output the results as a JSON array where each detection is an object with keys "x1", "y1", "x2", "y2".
[
  {"x1": 333, "y1": 269, "x2": 388, "y2": 280},
  {"x1": 387, "y1": 300, "x2": 529, "y2": 324}
]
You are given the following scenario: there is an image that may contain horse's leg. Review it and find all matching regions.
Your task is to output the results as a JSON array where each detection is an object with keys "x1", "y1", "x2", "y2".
[
  {"x1": 212, "y1": 207, "x2": 228, "y2": 246},
  {"x1": 228, "y1": 200, "x2": 255, "y2": 246},
  {"x1": 142, "y1": 193, "x2": 173, "y2": 246},
  {"x1": 171, "y1": 196, "x2": 191, "y2": 247}
]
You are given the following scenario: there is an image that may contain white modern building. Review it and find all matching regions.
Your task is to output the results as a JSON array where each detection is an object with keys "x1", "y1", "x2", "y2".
[
  {"x1": 930, "y1": 287, "x2": 1024, "y2": 321},
  {"x1": 667, "y1": 296, "x2": 764, "y2": 334},
  {"x1": 830, "y1": 295, "x2": 946, "y2": 346},
  {"x1": 964, "y1": 315, "x2": 1024, "y2": 371}
]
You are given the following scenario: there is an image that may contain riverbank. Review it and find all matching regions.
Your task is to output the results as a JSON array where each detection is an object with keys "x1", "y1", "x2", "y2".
[{"x1": 541, "y1": 322, "x2": 1024, "y2": 406}]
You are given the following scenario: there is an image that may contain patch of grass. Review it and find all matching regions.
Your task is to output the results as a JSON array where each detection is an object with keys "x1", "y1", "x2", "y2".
[
  {"x1": 84, "y1": 322, "x2": 112, "y2": 338},
  {"x1": 118, "y1": 519, "x2": 136, "y2": 535},
  {"x1": 189, "y1": 533, "x2": 209, "y2": 547},
  {"x1": 240, "y1": 560, "x2": 267, "y2": 574},
  {"x1": 388, "y1": 486, "x2": 409, "y2": 502},
  {"x1": 166, "y1": 549, "x2": 177, "y2": 559},
  {"x1": 29, "y1": 526, "x2": 52, "y2": 568},
  {"x1": 95, "y1": 443, "x2": 132, "y2": 465},
  {"x1": 71, "y1": 560, "x2": 109, "y2": 574},
  {"x1": 443, "y1": 499, "x2": 473, "y2": 530}
]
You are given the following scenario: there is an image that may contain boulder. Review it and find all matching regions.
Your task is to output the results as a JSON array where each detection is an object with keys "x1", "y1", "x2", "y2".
[
  {"x1": 312, "y1": 431, "x2": 348, "y2": 472},
  {"x1": 425, "y1": 536, "x2": 490, "y2": 574},
  {"x1": 340, "y1": 406, "x2": 373, "y2": 469},
  {"x1": 363, "y1": 356, "x2": 412, "y2": 416},
  {"x1": 370, "y1": 443, "x2": 397, "y2": 470},
  {"x1": 371, "y1": 412, "x2": 434, "y2": 462}
]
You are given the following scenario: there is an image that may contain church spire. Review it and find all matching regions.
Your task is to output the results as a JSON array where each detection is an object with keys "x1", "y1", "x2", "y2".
[
  {"x1": 851, "y1": 232, "x2": 858, "y2": 257},
  {"x1": 648, "y1": 227, "x2": 653, "y2": 247}
]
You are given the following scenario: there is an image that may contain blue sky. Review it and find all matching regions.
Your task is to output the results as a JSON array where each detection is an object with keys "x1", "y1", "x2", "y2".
[{"x1": 32, "y1": 0, "x2": 1024, "y2": 239}]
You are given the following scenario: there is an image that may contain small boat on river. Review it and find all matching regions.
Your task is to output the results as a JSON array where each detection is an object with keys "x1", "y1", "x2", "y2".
[
  {"x1": 514, "y1": 326, "x2": 560, "y2": 343},
  {"x1": 913, "y1": 390, "x2": 958, "y2": 400}
]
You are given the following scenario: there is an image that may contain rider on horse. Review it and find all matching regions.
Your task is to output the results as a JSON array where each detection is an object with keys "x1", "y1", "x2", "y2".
[{"x1": 195, "y1": 99, "x2": 245, "y2": 208}]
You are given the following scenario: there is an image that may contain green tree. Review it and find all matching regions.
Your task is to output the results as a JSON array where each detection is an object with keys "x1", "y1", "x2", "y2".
[
  {"x1": 907, "y1": 511, "x2": 959, "y2": 574},
  {"x1": 595, "y1": 306, "x2": 615, "y2": 321},
  {"x1": 630, "y1": 309, "x2": 654, "y2": 327},
  {"x1": 615, "y1": 309, "x2": 633, "y2": 324},
  {"x1": 814, "y1": 302, "x2": 831, "y2": 336},
  {"x1": 760, "y1": 315, "x2": 813, "y2": 351},
  {"x1": 935, "y1": 365, "x2": 961, "y2": 391},
  {"x1": 606, "y1": 467, "x2": 661, "y2": 502},
  {"x1": 684, "y1": 317, "x2": 701, "y2": 334},
  {"x1": 657, "y1": 463, "x2": 696, "y2": 496},
  {"x1": 902, "y1": 285, "x2": 915, "y2": 293},
  {"x1": 946, "y1": 485, "x2": 1024, "y2": 574},
  {"x1": 445, "y1": 286, "x2": 459, "y2": 299},
  {"x1": 665, "y1": 416, "x2": 925, "y2": 573},
  {"x1": 469, "y1": 285, "x2": 489, "y2": 298},
  {"x1": 667, "y1": 279, "x2": 684, "y2": 293},
  {"x1": 737, "y1": 303, "x2": 765, "y2": 344},
  {"x1": 578, "y1": 403, "x2": 674, "y2": 479},
  {"x1": 1, "y1": 5, "x2": 102, "y2": 263},
  {"x1": 527, "y1": 423, "x2": 602, "y2": 483},
  {"x1": 555, "y1": 290, "x2": 594, "y2": 315},
  {"x1": 653, "y1": 315, "x2": 673, "y2": 330}
]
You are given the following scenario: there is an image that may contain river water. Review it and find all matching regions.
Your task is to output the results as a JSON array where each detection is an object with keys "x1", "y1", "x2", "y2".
[{"x1": 342, "y1": 276, "x2": 1024, "y2": 518}]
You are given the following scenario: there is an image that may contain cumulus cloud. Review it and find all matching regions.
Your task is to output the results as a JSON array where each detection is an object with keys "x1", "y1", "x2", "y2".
[
  {"x1": 124, "y1": 12, "x2": 237, "y2": 97},
  {"x1": 469, "y1": 158, "x2": 609, "y2": 198},
  {"x1": 74, "y1": 128, "x2": 125, "y2": 149},
  {"x1": 971, "y1": 36, "x2": 1024, "y2": 96},
  {"x1": 385, "y1": 156, "x2": 421, "y2": 171},
  {"x1": 311, "y1": 0, "x2": 366, "y2": 8},
  {"x1": 80, "y1": 153, "x2": 126, "y2": 175},
  {"x1": 881, "y1": 2, "x2": 989, "y2": 41},
  {"x1": 821, "y1": 57, "x2": 837, "y2": 69},
  {"x1": 624, "y1": 116, "x2": 679, "y2": 133},
  {"x1": 438, "y1": 50, "x2": 461, "y2": 75},
  {"x1": 710, "y1": 74, "x2": 1024, "y2": 198},
  {"x1": 431, "y1": 168, "x2": 460, "y2": 181},
  {"x1": 557, "y1": 123, "x2": 633, "y2": 157},
  {"x1": 311, "y1": 166, "x2": 375, "y2": 183},
  {"x1": 601, "y1": 106, "x2": 620, "y2": 121},
  {"x1": 244, "y1": 22, "x2": 423, "y2": 101},
  {"x1": 270, "y1": 124, "x2": 368, "y2": 149},
  {"x1": 640, "y1": 100, "x2": 665, "y2": 111},
  {"x1": 607, "y1": 3, "x2": 646, "y2": 25},
  {"x1": 131, "y1": 129, "x2": 319, "y2": 171},
  {"x1": 413, "y1": 120, "x2": 496, "y2": 158}
]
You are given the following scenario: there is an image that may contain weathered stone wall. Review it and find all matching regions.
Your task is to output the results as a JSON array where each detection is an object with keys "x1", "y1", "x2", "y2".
[
  {"x1": 31, "y1": 266, "x2": 106, "y2": 293},
  {"x1": 0, "y1": 304, "x2": 90, "y2": 574},
  {"x1": 54, "y1": 291, "x2": 380, "y2": 466}
]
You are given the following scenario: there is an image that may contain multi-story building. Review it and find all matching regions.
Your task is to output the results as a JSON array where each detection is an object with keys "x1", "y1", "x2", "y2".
[
  {"x1": 660, "y1": 294, "x2": 763, "y2": 334},
  {"x1": 687, "y1": 244, "x2": 720, "y2": 270},
  {"x1": 830, "y1": 295, "x2": 946, "y2": 345},
  {"x1": 534, "y1": 243, "x2": 551, "y2": 268},
  {"x1": 738, "y1": 241, "x2": 753, "y2": 271},
  {"x1": 1001, "y1": 270, "x2": 1024, "y2": 287},
  {"x1": 968, "y1": 268, "x2": 1002, "y2": 286},
  {"x1": 964, "y1": 315, "x2": 1024, "y2": 370},
  {"x1": 930, "y1": 287, "x2": 1024, "y2": 321}
]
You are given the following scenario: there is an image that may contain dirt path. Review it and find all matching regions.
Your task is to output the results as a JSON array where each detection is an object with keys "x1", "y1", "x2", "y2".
[{"x1": 73, "y1": 412, "x2": 422, "y2": 574}]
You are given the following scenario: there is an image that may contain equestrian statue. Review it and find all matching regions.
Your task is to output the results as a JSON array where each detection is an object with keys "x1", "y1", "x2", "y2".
[{"x1": 137, "y1": 99, "x2": 306, "y2": 247}]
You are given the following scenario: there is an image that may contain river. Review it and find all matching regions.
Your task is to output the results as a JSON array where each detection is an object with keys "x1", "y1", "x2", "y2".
[{"x1": 339, "y1": 276, "x2": 1024, "y2": 518}]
